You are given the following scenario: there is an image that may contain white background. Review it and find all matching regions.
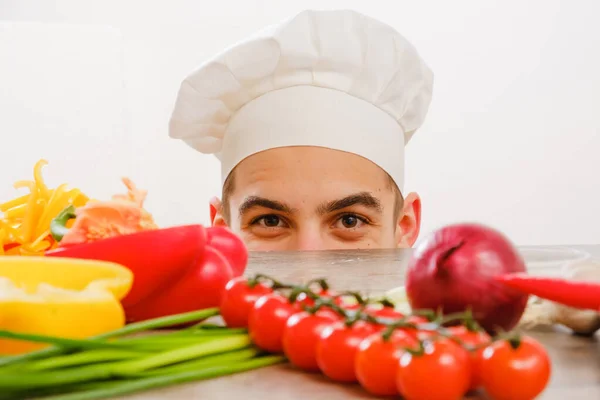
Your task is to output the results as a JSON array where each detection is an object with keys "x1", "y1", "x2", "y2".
[{"x1": 1, "y1": 0, "x2": 599, "y2": 246}]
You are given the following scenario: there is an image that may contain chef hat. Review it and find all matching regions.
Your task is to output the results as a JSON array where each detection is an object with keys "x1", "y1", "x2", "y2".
[{"x1": 169, "y1": 9, "x2": 433, "y2": 192}]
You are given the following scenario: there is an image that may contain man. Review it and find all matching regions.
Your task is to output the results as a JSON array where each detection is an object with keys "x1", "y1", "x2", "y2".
[{"x1": 169, "y1": 9, "x2": 433, "y2": 251}]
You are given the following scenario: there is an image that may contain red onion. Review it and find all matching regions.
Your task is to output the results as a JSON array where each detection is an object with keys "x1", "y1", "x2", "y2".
[{"x1": 405, "y1": 223, "x2": 529, "y2": 333}]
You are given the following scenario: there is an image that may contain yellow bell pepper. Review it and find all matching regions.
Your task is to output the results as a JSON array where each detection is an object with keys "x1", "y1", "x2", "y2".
[{"x1": 0, "y1": 256, "x2": 133, "y2": 355}]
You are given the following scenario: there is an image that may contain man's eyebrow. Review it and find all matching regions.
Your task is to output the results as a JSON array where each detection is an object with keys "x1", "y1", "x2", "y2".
[
  {"x1": 317, "y1": 192, "x2": 383, "y2": 215},
  {"x1": 238, "y1": 196, "x2": 295, "y2": 217}
]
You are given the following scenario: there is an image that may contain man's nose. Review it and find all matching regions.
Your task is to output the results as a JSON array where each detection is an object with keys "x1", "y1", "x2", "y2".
[{"x1": 294, "y1": 229, "x2": 326, "y2": 251}]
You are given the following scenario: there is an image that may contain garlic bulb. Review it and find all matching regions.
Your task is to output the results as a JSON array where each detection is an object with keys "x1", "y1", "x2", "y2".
[{"x1": 547, "y1": 302, "x2": 600, "y2": 336}]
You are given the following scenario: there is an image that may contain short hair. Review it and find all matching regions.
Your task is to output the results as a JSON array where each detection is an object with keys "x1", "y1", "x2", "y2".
[
  {"x1": 220, "y1": 168, "x2": 404, "y2": 225},
  {"x1": 221, "y1": 170, "x2": 236, "y2": 224}
]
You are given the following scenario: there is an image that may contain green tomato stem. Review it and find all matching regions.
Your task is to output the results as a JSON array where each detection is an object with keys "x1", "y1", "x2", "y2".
[
  {"x1": 380, "y1": 319, "x2": 418, "y2": 341},
  {"x1": 305, "y1": 278, "x2": 330, "y2": 292},
  {"x1": 249, "y1": 273, "x2": 292, "y2": 290},
  {"x1": 374, "y1": 297, "x2": 396, "y2": 308},
  {"x1": 335, "y1": 291, "x2": 366, "y2": 305}
]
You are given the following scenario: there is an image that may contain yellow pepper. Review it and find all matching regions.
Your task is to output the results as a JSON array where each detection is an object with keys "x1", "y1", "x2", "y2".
[{"x1": 0, "y1": 256, "x2": 133, "y2": 355}]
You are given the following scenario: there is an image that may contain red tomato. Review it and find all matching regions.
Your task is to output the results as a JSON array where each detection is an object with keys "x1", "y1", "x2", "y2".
[
  {"x1": 248, "y1": 293, "x2": 297, "y2": 353},
  {"x1": 339, "y1": 303, "x2": 404, "y2": 319},
  {"x1": 282, "y1": 311, "x2": 339, "y2": 372},
  {"x1": 220, "y1": 277, "x2": 273, "y2": 328},
  {"x1": 447, "y1": 325, "x2": 491, "y2": 346},
  {"x1": 447, "y1": 326, "x2": 491, "y2": 390},
  {"x1": 316, "y1": 320, "x2": 378, "y2": 383},
  {"x1": 368, "y1": 305, "x2": 404, "y2": 320},
  {"x1": 396, "y1": 338, "x2": 471, "y2": 400},
  {"x1": 478, "y1": 336, "x2": 551, "y2": 400},
  {"x1": 355, "y1": 329, "x2": 418, "y2": 396},
  {"x1": 363, "y1": 306, "x2": 405, "y2": 332}
]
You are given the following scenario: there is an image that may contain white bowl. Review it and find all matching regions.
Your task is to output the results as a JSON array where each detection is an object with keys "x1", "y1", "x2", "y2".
[{"x1": 518, "y1": 246, "x2": 590, "y2": 277}]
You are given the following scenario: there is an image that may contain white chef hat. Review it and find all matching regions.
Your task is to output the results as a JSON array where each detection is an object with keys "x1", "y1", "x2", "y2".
[{"x1": 169, "y1": 9, "x2": 433, "y2": 192}]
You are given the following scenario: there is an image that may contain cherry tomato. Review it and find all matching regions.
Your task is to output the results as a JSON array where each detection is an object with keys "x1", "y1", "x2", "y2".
[
  {"x1": 447, "y1": 325, "x2": 491, "y2": 346},
  {"x1": 478, "y1": 336, "x2": 551, "y2": 400},
  {"x1": 396, "y1": 338, "x2": 471, "y2": 400},
  {"x1": 340, "y1": 303, "x2": 404, "y2": 318},
  {"x1": 368, "y1": 305, "x2": 404, "y2": 320},
  {"x1": 355, "y1": 329, "x2": 418, "y2": 396},
  {"x1": 220, "y1": 277, "x2": 273, "y2": 328},
  {"x1": 447, "y1": 325, "x2": 491, "y2": 390},
  {"x1": 282, "y1": 311, "x2": 339, "y2": 372},
  {"x1": 316, "y1": 320, "x2": 378, "y2": 382},
  {"x1": 248, "y1": 293, "x2": 297, "y2": 353}
]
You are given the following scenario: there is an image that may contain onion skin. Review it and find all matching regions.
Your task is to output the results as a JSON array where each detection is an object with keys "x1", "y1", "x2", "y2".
[{"x1": 406, "y1": 223, "x2": 529, "y2": 334}]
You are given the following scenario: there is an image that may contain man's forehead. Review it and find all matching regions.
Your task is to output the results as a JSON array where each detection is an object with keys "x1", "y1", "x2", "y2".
[
  {"x1": 232, "y1": 146, "x2": 392, "y2": 185},
  {"x1": 220, "y1": 147, "x2": 400, "y2": 223}
]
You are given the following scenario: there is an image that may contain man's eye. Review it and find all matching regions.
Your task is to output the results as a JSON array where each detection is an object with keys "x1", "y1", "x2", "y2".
[
  {"x1": 254, "y1": 214, "x2": 284, "y2": 228},
  {"x1": 334, "y1": 214, "x2": 367, "y2": 229}
]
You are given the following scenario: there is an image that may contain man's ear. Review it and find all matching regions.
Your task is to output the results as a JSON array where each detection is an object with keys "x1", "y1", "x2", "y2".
[
  {"x1": 395, "y1": 192, "x2": 422, "y2": 248},
  {"x1": 209, "y1": 197, "x2": 227, "y2": 227}
]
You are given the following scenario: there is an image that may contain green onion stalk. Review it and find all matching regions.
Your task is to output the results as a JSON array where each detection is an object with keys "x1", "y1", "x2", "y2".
[{"x1": 0, "y1": 307, "x2": 285, "y2": 400}]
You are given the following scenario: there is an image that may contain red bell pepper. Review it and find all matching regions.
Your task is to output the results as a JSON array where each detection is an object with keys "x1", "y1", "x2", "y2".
[
  {"x1": 45, "y1": 224, "x2": 249, "y2": 322},
  {"x1": 123, "y1": 246, "x2": 232, "y2": 321},
  {"x1": 206, "y1": 226, "x2": 248, "y2": 277},
  {"x1": 495, "y1": 273, "x2": 600, "y2": 311}
]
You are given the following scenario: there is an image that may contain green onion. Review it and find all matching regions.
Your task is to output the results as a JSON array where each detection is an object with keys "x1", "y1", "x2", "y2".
[
  {"x1": 0, "y1": 331, "x2": 145, "y2": 352},
  {"x1": 110, "y1": 334, "x2": 223, "y2": 348},
  {"x1": 0, "y1": 308, "x2": 219, "y2": 367},
  {"x1": 137, "y1": 348, "x2": 260, "y2": 377},
  {"x1": 97, "y1": 308, "x2": 220, "y2": 339},
  {"x1": 18, "y1": 349, "x2": 145, "y2": 372},
  {"x1": 0, "y1": 308, "x2": 284, "y2": 400},
  {"x1": 0, "y1": 365, "x2": 113, "y2": 389},
  {"x1": 112, "y1": 334, "x2": 252, "y2": 374},
  {"x1": 185, "y1": 327, "x2": 248, "y2": 335},
  {"x1": 0, "y1": 335, "x2": 252, "y2": 389},
  {"x1": 36, "y1": 355, "x2": 286, "y2": 400}
]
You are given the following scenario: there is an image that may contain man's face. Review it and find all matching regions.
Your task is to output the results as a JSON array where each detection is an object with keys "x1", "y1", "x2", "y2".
[{"x1": 212, "y1": 146, "x2": 420, "y2": 251}]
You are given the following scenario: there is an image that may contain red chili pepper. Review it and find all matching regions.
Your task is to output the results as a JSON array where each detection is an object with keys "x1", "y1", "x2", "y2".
[
  {"x1": 495, "y1": 273, "x2": 600, "y2": 310},
  {"x1": 46, "y1": 224, "x2": 249, "y2": 322}
]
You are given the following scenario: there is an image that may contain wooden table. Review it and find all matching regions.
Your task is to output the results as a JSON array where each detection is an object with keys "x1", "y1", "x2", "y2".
[{"x1": 120, "y1": 245, "x2": 600, "y2": 399}]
